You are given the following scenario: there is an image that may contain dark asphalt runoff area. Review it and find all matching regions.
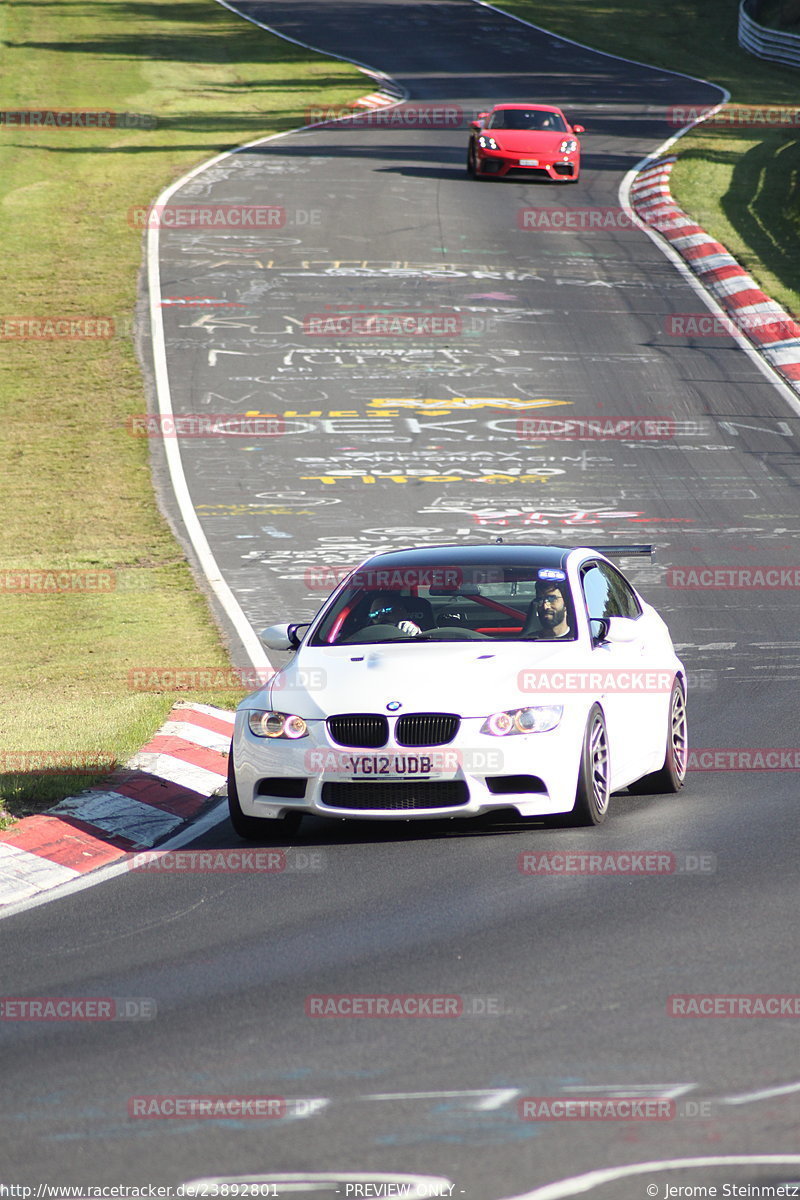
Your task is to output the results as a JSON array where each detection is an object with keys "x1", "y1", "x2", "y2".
[{"x1": 2, "y1": 2, "x2": 800, "y2": 1197}]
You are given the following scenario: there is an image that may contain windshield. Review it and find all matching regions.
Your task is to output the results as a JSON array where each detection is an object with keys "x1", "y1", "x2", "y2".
[
  {"x1": 310, "y1": 563, "x2": 577, "y2": 645},
  {"x1": 487, "y1": 108, "x2": 567, "y2": 132}
]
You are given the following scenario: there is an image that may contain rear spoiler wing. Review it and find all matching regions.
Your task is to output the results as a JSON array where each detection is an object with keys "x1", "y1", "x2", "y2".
[{"x1": 585, "y1": 544, "x2": 656, "y2": 560}]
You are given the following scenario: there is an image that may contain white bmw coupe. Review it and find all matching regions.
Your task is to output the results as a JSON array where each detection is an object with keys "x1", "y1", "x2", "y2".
[{"x1": 227, "y1": 543, "x2": 687, "y2": 837}]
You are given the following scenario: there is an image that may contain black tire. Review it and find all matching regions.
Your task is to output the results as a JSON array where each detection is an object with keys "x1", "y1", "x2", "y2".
[
  {"x1": 569, "y1": 704, "x2": 610, "y2": 826},
  {"x1": 627, "y1": 679, "x2": 688, "y2": 795},
  {"x1": 467, "y1": 144, "x2": 487, "y2": 179},
  {"x1": 227, "y1": 743, "x2": 303, "y2": 841}
]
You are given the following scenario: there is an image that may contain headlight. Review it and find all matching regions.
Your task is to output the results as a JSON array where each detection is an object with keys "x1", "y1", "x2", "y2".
[
  {"x1": 478, "y1": 135, "x2": 499, "y2": 150},
  {"x1": 248, "y1": 710, "x2": 309, "y2": 739},
  {"x1": 481, "y1": 706, "x2": 563, "y2": 736},
  {"x1": 559, "y1": 138, "x2": 578, "y2": 153}
]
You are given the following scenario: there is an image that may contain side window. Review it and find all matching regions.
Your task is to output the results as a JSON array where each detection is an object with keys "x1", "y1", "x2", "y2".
[
  {"x1": 598, "y1": 562, "x2": 641, "y2": 618},
  {"x1": 581, "y1": 562, "x2": 641, "y2": 620},
  {"x1": 581, "y1": 564, "x2": 612, "y2": 620}
]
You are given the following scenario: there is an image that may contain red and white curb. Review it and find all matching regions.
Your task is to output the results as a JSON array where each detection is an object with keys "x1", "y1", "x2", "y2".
[
  {"x1": 351, "y1": 85, "x2": 402, "y2": 110},
  {"x1": 0, "y1": 702, "x2": 235, "y2": 907},
  {"x1": 630, "y1": 157, "x2": 800, "y2": 392}
]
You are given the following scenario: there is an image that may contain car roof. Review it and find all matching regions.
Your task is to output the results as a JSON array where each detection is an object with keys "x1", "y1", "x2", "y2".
[
  {"x1": 358, "y1": 544, "x2": 581, "y2": 571},
  {"x1": 488, "y1": 103, "x2": 563, "y2": 112}
]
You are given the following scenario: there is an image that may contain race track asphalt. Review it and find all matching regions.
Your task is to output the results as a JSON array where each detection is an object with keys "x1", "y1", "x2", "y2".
[{"x1": 2, "y1": 3, "x2": 799, "y2": 1196}]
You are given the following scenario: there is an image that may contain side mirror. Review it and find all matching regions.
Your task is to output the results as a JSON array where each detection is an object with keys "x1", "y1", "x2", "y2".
[
  {"x1": 571, "y1": 123, "x2": 585, "y2": 134},
  {"x1": 259, "y1": 623, "x2": 306, "y2": 651},
  {"x1": 605, "y1": 616, "x2": 639, "y2": 643},
  {"x1": 590, "y1": 617, "x2": 609, "y2": 646},
  {"x1": 592, "y1": 616, "x2": 638, "y2": 645},
  {"x1": 469, "y1": 119, "x2": 482, "y2": 130}
]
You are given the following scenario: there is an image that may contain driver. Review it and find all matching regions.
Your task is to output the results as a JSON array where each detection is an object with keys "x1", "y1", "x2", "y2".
[
  {"x1": 366, "y1": 592, "x2": 421, "y2": 637},
  {"x1": 533, "y1": 581, "x2": 572, "y2": 639}
]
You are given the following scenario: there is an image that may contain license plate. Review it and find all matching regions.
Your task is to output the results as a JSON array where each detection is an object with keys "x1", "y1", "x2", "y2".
[
  {"x1": 519, "y1": 158, "x2": 539, "y2": 166},
  {"x1": 349, "y1": 754, "x2": 433, "y2": 776}
]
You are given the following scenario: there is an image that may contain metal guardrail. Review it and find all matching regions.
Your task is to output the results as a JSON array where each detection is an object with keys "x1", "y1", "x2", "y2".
[{"x1": 739, "y1": 0, "x2": 800, "y2": 67}]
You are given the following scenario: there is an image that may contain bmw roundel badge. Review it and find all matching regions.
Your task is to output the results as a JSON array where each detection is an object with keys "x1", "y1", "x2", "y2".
[{"x1": 386, "y1": 701, "x2": 402, "y2": 712}]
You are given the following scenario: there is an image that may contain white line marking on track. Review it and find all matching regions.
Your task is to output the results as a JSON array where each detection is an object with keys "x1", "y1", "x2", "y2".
[
  {"x1": 500, "y1": 1157, "x2": 800, "y2": 1200},
  {"x1": 720, "y1": 1080, "x2": 800, "y2": 1105},
  {"x1": 563, "y1": 1083, "x2": 695, "y2": 1100},
  {"x1": 362, "y1": 1088, "x2": 521, "y2": 1110},
  {"x1": 145, "y1": 2, "x2": 409, "y2": 674}
]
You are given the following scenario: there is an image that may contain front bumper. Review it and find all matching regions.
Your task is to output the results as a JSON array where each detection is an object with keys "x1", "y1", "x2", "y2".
[
  {"x1": 475, "y1": 148, "x2": 579, "y2": 180},
  {"x1": 232, "y1": 710, "x2": 584, "y2": 822}
]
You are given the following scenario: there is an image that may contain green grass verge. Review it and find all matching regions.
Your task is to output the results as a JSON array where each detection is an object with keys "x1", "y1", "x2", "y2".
[
  {"x1": 493, "y1": 0, "x2": 800, "y2": 316},
  {"x1": 0, "y1": 0, "x2": 365, "y2": 825}
]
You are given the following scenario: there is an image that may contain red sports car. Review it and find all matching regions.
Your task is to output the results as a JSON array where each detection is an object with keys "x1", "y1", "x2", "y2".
[{"x1": 467, "y1": 103, "x2": 584, "y2": 182}]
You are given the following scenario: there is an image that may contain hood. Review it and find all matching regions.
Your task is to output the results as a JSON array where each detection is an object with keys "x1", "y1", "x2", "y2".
[
  {"x1": 240, "y1": 640, "x2": 586, "y2": 721},
  {"x1": 485, "y1": 129, "x2": 571, "y2": 153}
]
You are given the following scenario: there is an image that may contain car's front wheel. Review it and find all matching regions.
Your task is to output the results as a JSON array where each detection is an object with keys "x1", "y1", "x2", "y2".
[
  {"x1": 467, "y1": 145, "x2": 486, "y2": 179},
  {"x1": 569, "y1": 704, "x2": 610, "y2": 825},
  {"x1": 627, "y1": 679, "x2": 688, "y2": 795},
  {"x1": 227, "y1": 743, "x2": 303, "y2": 841}
]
